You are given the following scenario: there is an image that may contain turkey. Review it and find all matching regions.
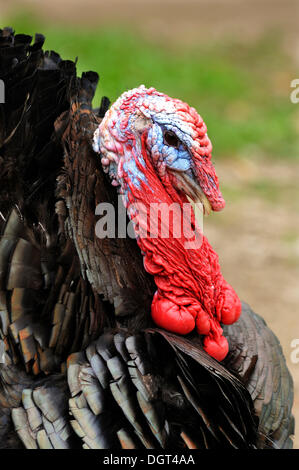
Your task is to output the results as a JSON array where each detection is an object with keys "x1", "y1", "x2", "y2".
[{"x1": 0, "y1": 28, "x2": 294, "y2": 450}]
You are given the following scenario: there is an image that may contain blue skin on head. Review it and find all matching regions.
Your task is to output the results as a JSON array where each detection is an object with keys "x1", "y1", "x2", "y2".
[{"x1": 149, "y1": 122, "x2": 192, "y2": 172}]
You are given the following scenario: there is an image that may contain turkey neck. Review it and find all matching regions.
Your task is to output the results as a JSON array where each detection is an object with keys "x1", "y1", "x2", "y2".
[{"x1": 118, "y1": 133, "x2": 223, "y2": 317}]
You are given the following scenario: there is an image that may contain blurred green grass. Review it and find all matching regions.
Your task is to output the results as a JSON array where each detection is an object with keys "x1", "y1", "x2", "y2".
[{"x1": 3, "y1": 11, "x2": 299, "y2": 160}]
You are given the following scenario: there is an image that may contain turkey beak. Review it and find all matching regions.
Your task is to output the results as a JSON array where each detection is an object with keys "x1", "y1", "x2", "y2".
[{"x1": 170, "y1": 170, "x2": 213, "y2": 215}]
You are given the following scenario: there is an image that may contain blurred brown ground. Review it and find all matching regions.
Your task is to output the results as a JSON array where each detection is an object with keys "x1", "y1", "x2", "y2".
[
  {"x1": 206, "y1": 157, "x2": 299, "y2": 449},
  {"x1": 1, "y1": 0, "x2": 299, "y2": 448}
]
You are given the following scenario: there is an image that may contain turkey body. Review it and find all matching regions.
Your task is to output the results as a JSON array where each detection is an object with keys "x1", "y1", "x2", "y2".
[{"x1": 0, "y1": 28, "x2": 294, "y2": 449}]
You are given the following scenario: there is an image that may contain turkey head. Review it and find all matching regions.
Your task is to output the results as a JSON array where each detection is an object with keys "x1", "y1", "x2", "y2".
[{"x1": 93, "y1": 85, "x2": 241, "y2": 361}]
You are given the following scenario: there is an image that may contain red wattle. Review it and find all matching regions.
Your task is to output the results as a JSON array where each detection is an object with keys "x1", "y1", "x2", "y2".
[
  {"x1": 203, "y1": 334, "x2": 229, "y2": 362},
  {"x1": 217, "y1": 282, "x2": 242, "y2": 325},
  {"x1": 151, "y1": 292, "x2": 196, "y2": 335},
  {"x1": 195, "y1": 309, "x2": 211, "y2": 335}
]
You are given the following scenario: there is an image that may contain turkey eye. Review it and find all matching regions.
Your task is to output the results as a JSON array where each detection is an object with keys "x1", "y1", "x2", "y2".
[{"x1": 164, "y1": 130, "x2": 180, "y2": 148}]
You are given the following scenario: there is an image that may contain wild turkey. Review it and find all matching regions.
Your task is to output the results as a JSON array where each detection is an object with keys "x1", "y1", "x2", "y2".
[{"x1": 0, "y1": 28, "x2": 294, "y2": 449}]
